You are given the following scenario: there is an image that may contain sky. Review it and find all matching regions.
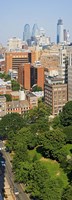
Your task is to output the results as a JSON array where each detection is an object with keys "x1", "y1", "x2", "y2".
[{"x1": 0, "y1": 0, "x2": 72, "y2": 45}]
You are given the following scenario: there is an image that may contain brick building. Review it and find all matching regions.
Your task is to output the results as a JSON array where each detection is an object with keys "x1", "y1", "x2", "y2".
[
  {"x1": 18, "y1": 61, "x2": 44, "y2": 90},
  {"x1": 18, "y1": 63, "x2": 31, "y2": 90},
  {"x1": 44, "y1": 76, "x2": 67, "y2": 115},
  {"x1": 5, "y1": 51, "x2": 31, "y2": 72}
]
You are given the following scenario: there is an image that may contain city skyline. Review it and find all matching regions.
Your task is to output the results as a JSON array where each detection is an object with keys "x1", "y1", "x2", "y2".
[{"x1": 0, "y1": 0, "x2": 72, "y2": 45}]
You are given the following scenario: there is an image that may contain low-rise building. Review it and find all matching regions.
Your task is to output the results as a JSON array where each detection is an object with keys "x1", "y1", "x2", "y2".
[
  {"x1": 0, "y1": 96, "x2": 6, "y2": 117},
  {"x1": 6, "y1": 100, "x2": 30, "y2": 115},
  {"x1": 26, "y1": 91, "x2": 38, "y2": 109}
]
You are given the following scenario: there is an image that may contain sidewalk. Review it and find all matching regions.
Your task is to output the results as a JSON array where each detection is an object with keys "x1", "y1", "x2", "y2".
[{"x1": 4, "y1": 177, "x2": 15, "y2": 200}]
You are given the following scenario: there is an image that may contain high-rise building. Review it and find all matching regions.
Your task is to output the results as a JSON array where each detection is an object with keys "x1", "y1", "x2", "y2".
[
  {"x1": 44, "y1": 76, "x2": 67, "y2": 115},
  {"x1": 57, "y1": 19, "x2": 63, "y2": 44},
  {"x1": 18, "y1": 61, "x2": 44, "y2": 90},
  {"x1": 63, "y1": 29, "x2": 67, "y2": 42},
  {"x1": 32, "y1": 24, "x2": 40, "y2": 38},
  {"x1": 7, "y1": 37, "x2": 22, "y2": 51},
  {"x1": 67, "y1": 46, "x2": 72, "y2": 101},
  {"x1": 67, "y1": 30, "x2": 70, "y2": 44},
  {"x1": 23, "y1": 24, "x2": 31, "y2": 42},
  {"x1": 18, "y1": 63, "x2": 31, "y2": 90},
  {"x1": 59, "y1": 49, "x2": 68, "y2": 83}
]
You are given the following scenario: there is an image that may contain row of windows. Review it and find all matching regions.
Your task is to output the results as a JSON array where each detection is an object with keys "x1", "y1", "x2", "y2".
[{"x1": 7, "y1": 107, "x2": 29, "y2": 111}]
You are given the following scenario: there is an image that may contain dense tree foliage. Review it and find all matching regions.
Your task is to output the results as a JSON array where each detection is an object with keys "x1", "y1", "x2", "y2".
[
  {"x1": 0, "y1": 113, "x2": 24, "y2": 138},
  {"x1": 0, "y1": 100, "x2": 72, "y2": 199},
  {"x1": 39, "y1": 128, "x2": 66, "y2": 159},
  {"x1": 11, "y1": 80, "x2": 20, "y2": 91},
  {"x1": 63, "y1": 126, "x2": 72, "y2": 144},
  {"x1": 60, "y1": 101, "x2": 72, "y2": 126},
  {"x1": 0, "y1": 73, "x2": 11, "y2": 81},
  {"x1": 5, "y1": 94, "x2": 12, "y2": 102},
  {"x1": 32, "y1": 85, "x2": 42, "y2": 92},
  {"x1": 61, "y1": 186, "x2": 72, "y2": 200}
]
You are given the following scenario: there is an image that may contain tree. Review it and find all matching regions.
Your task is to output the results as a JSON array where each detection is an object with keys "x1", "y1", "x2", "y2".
[
  {"x1": 61, "y1": 186, "x2": 72, "y2": 200},
  {"x1": 11, "y1": 80, "x2": 20, "y2": 91},
  {"x1": 63, "y1": 126, "x2": 72, "y2": 144},
  {"x1": 60, "y1": 101, "x2": 72, "y2": 126},
  {"x1": 5, "y1": 94, "x2": 12, "y2": 102},
  {"x1": 15, "y1": 127, "x2": 37, "y2": 150},
  {"x1": 0, "y1": 113, "x2": 24, "y2": 138},
  {"x1": 32, "y1": 85, "x2": 42, "y2": 92},
  {"x1": 52, "y1": 115, "x2": 62, "y2": 129},
  {"x1": 26, "y1": 161, "x2": 63, "y2": 200},
  {"x1": 41, "y1": 128, "x2": 66, "y2": 159}
]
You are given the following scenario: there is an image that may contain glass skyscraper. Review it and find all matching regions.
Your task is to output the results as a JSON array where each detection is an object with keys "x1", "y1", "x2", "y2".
[
  {"x1": 32, "y1": 24, "x2": 39, "y2": 37},
  {"x1": 23, "y1": 24, "x2": 30, "y2": 42},
  {"x1": 57, "y1": 19, "x2": 63, "y2": 44}
]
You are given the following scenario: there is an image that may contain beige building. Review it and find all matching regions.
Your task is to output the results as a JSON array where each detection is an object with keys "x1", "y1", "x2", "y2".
[
  {"x1": 44, "y1": 76, "x2": 67, "y2": 115},
  {"x1": 67, "y1": 46, "x2": 72, "y2": 101},
  {"x1": 0, "y1": 96, "x2": 6, "y2": 117},
  {"x1": 26, "y1": 91, "x2": 38, "y2": 109},
  {"x1": 7, "y1": 37, "x2": 22, "y2": 51}
]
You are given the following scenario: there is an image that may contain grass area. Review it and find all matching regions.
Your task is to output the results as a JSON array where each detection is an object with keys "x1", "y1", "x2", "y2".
[
  {"x1": 28, "y1": 147, "x2": 42, "y2": 161},
  {"x1": 40, "y1": 157, "x2": 68, "y2": 188},
  {"x1": 28, "y1": 147, "x2": 68, "y2": 188}
]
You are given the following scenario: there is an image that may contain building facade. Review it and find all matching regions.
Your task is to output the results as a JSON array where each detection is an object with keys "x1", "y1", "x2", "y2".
[
  {"x1": 7, "y1": 37, "x2": 22, "y2": 51},
  {"x1": 5, "y1": 51, "x2": 31, "y2": 72},
  {"x1": 57, "y1": 19, "x2": 63, "y2": 44},
  {"x1": 44, "y1": 77, "x2": 67, "y2": 115},
  {"x1": 18, "y1": 62, "x2": 44, "y2": 90},
  {"x1": 23, "y1": 24, "x2": 31, "y2": 42}
]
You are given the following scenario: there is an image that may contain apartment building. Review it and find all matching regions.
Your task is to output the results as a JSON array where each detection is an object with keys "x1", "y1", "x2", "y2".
[
  {"x1": 18, "y1": 63, "x2": 31, "y2": 90},
  {"x1": 26, "y1": 91, "x2": 38, "y2": 108},
  {"x1": 18, "y1": 61, "x2": 44, "y2": 90},
  {"x1": 6, "y1": 100, "x2": 30, "y2": 115},
  {"x1": 67, "y1": 46, "x2": 72, "y2": 101},
  {"x1": 44, "y1": 76, "x2": 67, "y2": 115}
]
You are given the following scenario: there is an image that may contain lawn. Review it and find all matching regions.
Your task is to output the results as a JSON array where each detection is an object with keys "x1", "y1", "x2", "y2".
[
  {"x1": 40, "y1": 157, "x2": 68, "y2": 188},
  {"x1": 28, "y1": 147, "x2": 68, "y2": 189},
  {"x1": 28, "y1": 147, "x2": 42, "y2": 161}
]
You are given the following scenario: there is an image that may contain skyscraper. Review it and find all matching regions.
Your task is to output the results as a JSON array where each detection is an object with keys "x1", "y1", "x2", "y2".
[
  {"x1": 57, "y1": 19, "x2": 63, "y2": 44},
  {"x1": 63, "y1": 29, "x2": 67, "y2": 42},
  {"x1": 23, "y1": 24, "x2": 30, "y2": 42},
  {"x1": 32, "y1": 24, "x2": 39, "y2": 38}
]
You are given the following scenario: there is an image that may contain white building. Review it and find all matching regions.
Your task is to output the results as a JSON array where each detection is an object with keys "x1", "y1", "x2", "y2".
[
  {"x1": 7, "y1": 37, "x2": 22, "y2": 51},
  {"x1": 58, "y1": 48, "x2": 68, "y2": 83}
]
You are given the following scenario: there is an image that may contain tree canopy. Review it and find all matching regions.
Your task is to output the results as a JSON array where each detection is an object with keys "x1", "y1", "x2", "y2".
[{"x1": 60, "y1": 101, "x2": 72, "y2": 126}]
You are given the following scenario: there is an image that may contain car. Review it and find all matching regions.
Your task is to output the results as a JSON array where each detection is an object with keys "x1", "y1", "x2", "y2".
[
  {"x1": 0, "y1": 193, "x2": 3, "y2": 200},
  {"x1": 1, "y1": 160, "x2": 6, "y2": 167},
  {"x1": 14, "y1": 187, "x2": 19, "y2": 195}
]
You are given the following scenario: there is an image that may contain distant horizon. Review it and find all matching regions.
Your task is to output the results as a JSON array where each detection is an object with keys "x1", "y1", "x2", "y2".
[{"x1": 0, "y1": 0, "x2": 72, "y2": 45}]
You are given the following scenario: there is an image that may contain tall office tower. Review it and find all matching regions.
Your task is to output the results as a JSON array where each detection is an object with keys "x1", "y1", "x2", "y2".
[
  {"x1": 63, "y1": 29, "x2": 67, "y2": 42},
  {"x1": 67, "y1": 30, "x2": 70, "y2": 44},
  {"x1": 23, "y1": 24, "x2": 31, "y2": 42},
  {"x1": 32, "y1": 24, "x2": 40, "y2": 38},
  {"x1": 57, "y1": 19, "x2": 63, "y2": 44}
]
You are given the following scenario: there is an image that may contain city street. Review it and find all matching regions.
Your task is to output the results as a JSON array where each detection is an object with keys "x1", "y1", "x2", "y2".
[{"x1": 0, "y1": 141, "x2": 30, "y2": 200}]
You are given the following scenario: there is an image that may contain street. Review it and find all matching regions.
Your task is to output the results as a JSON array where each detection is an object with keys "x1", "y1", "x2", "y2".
[{"x1": 0, "y1": 140, "x2": 30, "y2": 200}]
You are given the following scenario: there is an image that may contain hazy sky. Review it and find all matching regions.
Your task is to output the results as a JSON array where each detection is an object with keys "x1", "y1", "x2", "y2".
[{"x1": 0, "y1": 0, "x2": 72, "y2": 45}]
